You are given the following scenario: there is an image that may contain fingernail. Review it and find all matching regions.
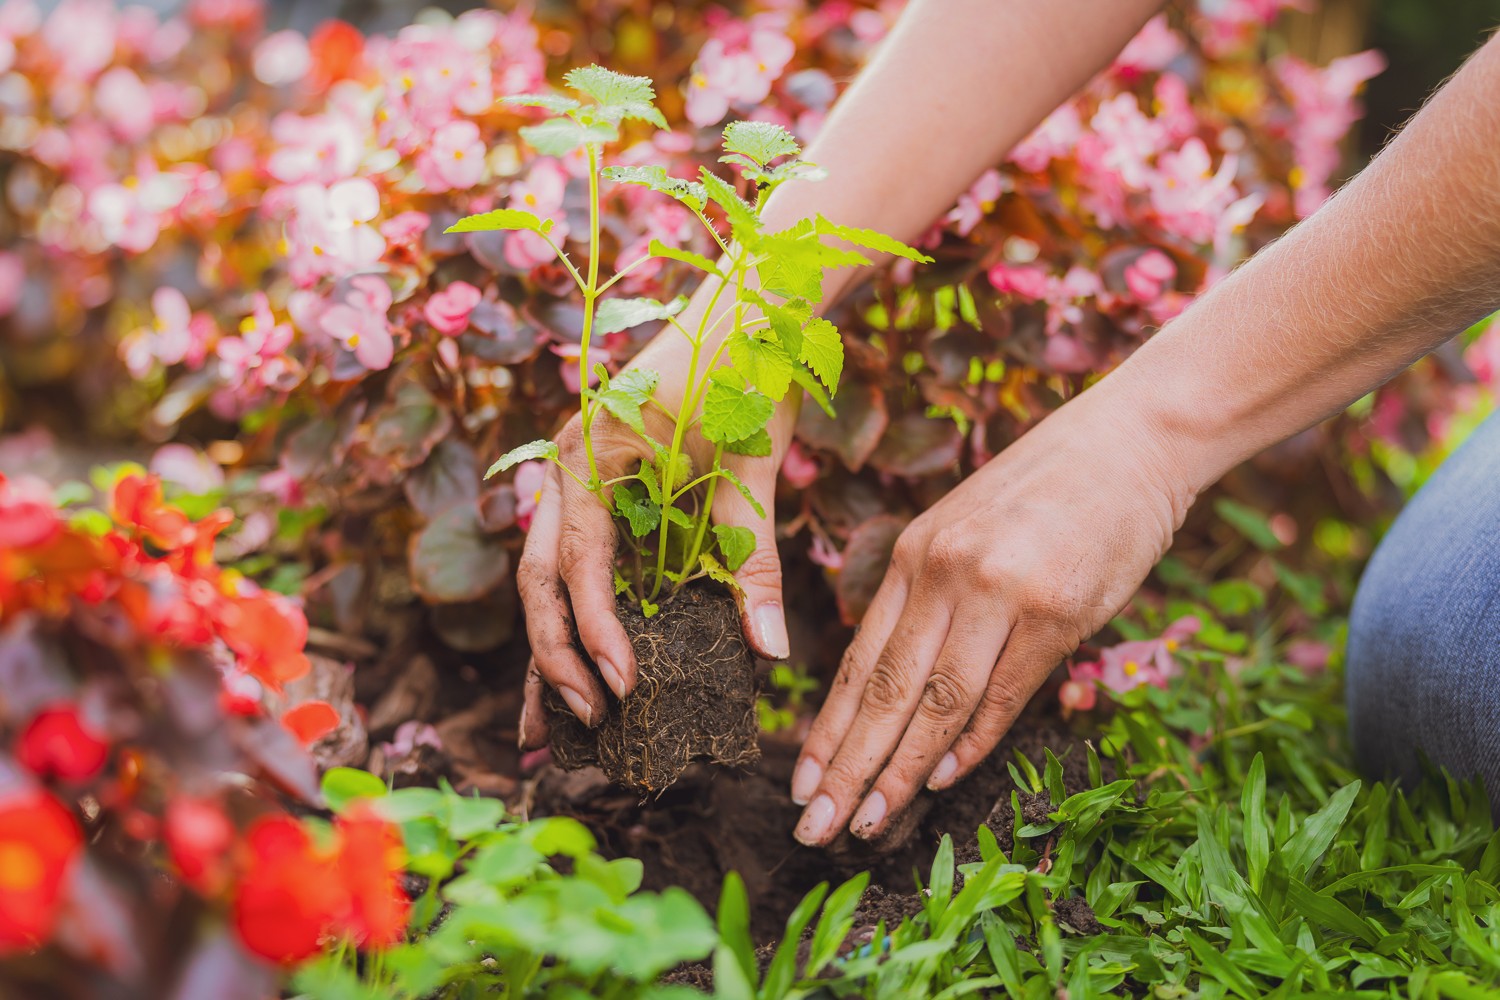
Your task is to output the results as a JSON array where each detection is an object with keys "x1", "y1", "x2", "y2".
[
  {"x1": 928, "y1": 752, "x2": 959, "y2": 790},
  {"x1": 790, "y1": 757, "x2": 822, "y2": 806},
  {"x1": 752, "y1": 603, "x2": 790, "y2": 660},
  {"x1": 597, "y1": 657, "x2": 627, "y2": 700},
  {"x1": 795, "y1": 794, "x2": 836, "y2": 846},
  {"x1": 517, "y1": 700, "x2": 531, "y2": 750},
  {"x1": 558, "y1": 686, "x2": 594, "y2": 727},
  {"x1": 851, "y1": 791, "x2": 887, "y2": 839}
]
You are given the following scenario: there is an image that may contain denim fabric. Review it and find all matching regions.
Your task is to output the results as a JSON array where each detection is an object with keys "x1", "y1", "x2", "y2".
[{"x1": 1348, "y1": 411, "x2": 1500, "y2": 810}]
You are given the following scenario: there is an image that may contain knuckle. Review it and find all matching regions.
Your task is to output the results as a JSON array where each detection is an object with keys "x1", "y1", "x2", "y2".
[
  {"x1": 862, "y1": 661, "x2": 912, "y2": 715},
  {"x1": 890, "y1": 531, "x2": 925, "y2": 573},
  {"x1": 516, "y1": 551, "x2": 550, "y2": 602},
  {"x1": 975, "y1": 677, "x2": 1027, "y2": 733},
  {"x1": 925, "y1": 530, "x2": 970, "y2": 573},
  {"x1": 734, "y1": 545, "x2": 782, "y2": 590},
  {"x1": 823, "y1": 754, "x2": 874, "y2": 799},
  {"x1": 920, "y1": 670, "x2": 970, "y2": 717},
  {"x1": 554, "y1": 422, "x2": 586, "y2": 457},
  {"x1": 557, "y1": 521, "x2": 605, "y2": 577}
]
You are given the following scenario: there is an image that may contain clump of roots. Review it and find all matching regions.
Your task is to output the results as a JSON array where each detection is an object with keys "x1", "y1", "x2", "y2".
[{"x1": 545, "y1": 584, "x2": 760, "y2": 792}]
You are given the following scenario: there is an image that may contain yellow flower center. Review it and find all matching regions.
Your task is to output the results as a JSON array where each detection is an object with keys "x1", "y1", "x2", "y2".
[
  {"x1": 1123, "y1": 660, "x2": 1139, "y2": 677},
  {"x1": 240, "y1": 316, "x2": 257, "y2": 335},
  {"x1": 348, "y1": 333, "x2": 361, "y2": 347},
  {"x1": 1165, "y1": 639, "x2": 1179, "y2": 652},
  {"x1": 524, "y1": 193, "x2": 538, "y2": 207},
  {"x1": 0, "y1": 841, "x2": 44, "y2": 892}
]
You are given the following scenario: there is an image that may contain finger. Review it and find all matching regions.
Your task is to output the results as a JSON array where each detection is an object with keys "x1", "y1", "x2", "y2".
[
  {"x1": 930, "y1": 621, "x2": 1062, "y2": 789},
  {"x1": 518, "y1": 465, "x2": 608, "y2": 725},
  {"x1": 714, "y1": 454, "x2": 787, "y2": 660},
  {"x1": 518, "y1": 660, "x2": 550, "y2": 750},
  {"x1": 556, "y1": 465, "x2": 637, "y2": 700},
  {"x1": 849, "y1": 606, "x2": 1011, "y2": 839},
  {"x1": 789, "y1": 563, "x2": 910, "y2": 806},
  {"x1": 794, "y1": 587, "x2": 950, "y2": 847}
]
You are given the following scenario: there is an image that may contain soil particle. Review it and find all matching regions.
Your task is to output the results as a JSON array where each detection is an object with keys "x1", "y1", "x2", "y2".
[
  {"x1": 1051, "y1": 894, "x2": 1105, "y2": 935},
  {"x1": 545, "y1": 585, "x2": 760, "y2": 792}
]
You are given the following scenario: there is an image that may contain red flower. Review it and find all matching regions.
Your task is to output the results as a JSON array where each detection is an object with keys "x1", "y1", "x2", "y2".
[
  {"x1": 307, "y1": 20, "x2": 365, "y2": 92},
  {"x1": 16, "y1": 703, "x2": 110, "y2": 784},
  {"x1": 231, "y1": 816, "x2": 345, "y2": 964},
  {"x1": 335, "y1": 805, "x2": 409, "y2": 949},
  {"x1": 0, "y1": 789, "x2": 82, "y2": 953},
  {"x1": 165, "y1": 796, "x2": 235, "y2": 895},
  {"x1": 282, "y1": 701, "x2": 340, "y2": 745},
  {"x1": 109, "y1": 475, "x2": 193, "y2": 550},
  {"x1": 219, "y1": 591, "x2": 311, "y2": 691}
]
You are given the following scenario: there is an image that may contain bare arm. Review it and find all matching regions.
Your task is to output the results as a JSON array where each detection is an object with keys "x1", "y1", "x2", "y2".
[{"x1": 790, "y1": 33, "x2": 1500, "y2": 847}]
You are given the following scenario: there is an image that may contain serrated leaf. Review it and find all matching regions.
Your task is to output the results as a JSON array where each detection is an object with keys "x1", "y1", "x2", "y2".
[
  {"x1": 798, "y1": 317, "x2": 843, "y2": 394},
  {"x1": 748, "y1": 291, "x2": 812, "y2": 358},
  {"x1": 716, "y1": 466, "x2": 765, "y2": 519},
  {"x1": 562, "y1": 66, "x2": 665, "y2": 127},
  {"x1": 713, "y1": 525, "x2": 756, "y2": 572},
  {"x1": 613, "y1": 481, "x2": 661, "y2": 537},
  {"x1": 813, "y1": 215, "x2": 934, "y2": 263},
  {"x1": 702, "y1": 371, "x2": 774, "y2": 446},
  {"x1": 724, "y1": 428, "x2": 772, "y2": 457},
  {"x1": 790, "y1": 364, "x2": 835, "y2": 418},
  {"x1": 699, "y1": 552, "x2": 742, "y2": 593},
  {"x1": 640, "y1": 598, "x2": 660, "y2": 618},
  {"x1": 485, "y1": 439, "x2": 558, "y2": 478},
  {"x1": 594, "y1": 368, "x2": 660, "y2": 436},
  {"x1": 757, "y1": 220, "x2": 869, "y2": 301},
  {"x1": 614, "y1": 568, "x2": 631, "y2": 595},
  {"x1": 445, "y1": 209, "x2": 555, "y2": 236},
  {"x1": 647, "y1": 238, "x2": 719, "y2": 274},
  {"x1": 722, "y1": 120, "x2": 801, "y2": 167},
  {"x1": 727, "y1": 331, "x2": 793, "y2": 401},
  {"x1": 698, "y1": 168, "x2": 759, "y2": 238},
  {"x1": 769, "y1": 160, "x2": 828, "y2": 185},
  {"x1": 501, "y1": 93, "x2": 581, "y2": 114},
  {"x1": 637, "y1": 459, "x2": 663, "y2": 504},
  {"x1": 519, "y1": 117, "x2": 618, "y2": 156},
  {"x1": 595, "y1": 296, "x2": 688, "y2": 335},
  {"x1": 603, "y1": 166, "x2": 707, "y2": 211}
]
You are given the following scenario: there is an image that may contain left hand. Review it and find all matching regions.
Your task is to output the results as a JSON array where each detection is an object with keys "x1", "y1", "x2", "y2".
[{"x1": 787, "y1": 383, "x2": 1195, "y2": 846}]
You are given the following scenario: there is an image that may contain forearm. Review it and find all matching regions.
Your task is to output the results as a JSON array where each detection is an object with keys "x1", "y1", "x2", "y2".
[{"x1": 1109, "y1": 34, "x2": 1500, "y2": 508}]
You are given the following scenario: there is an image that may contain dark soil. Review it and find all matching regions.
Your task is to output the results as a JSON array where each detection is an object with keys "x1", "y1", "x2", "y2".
[{"x1": 545, "y1": 584, "x2": 760, "y2": 792}]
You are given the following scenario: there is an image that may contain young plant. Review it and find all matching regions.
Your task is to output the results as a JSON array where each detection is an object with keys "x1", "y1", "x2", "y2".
[{"x1": 453, "y1": 66, "x2": 929, "y2": 615}]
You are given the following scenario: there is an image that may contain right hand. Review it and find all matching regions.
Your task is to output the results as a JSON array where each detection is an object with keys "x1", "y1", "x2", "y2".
[{"x1": 516, "y1": 326, "x2": 800, "y2": 750}]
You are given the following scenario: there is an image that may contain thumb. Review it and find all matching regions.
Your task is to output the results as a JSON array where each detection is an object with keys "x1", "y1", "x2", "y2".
[{"x1": 712, "y1": 454, "x2": 788, "y2": 660}]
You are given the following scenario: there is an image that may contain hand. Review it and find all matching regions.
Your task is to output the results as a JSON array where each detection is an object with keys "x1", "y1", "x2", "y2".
[
  {"x1": 515, "y1": 322, "x2": 799, "y2": 750},
  {"x1": 787, "y1": 383, "x2": 1194, "y2": 846}
]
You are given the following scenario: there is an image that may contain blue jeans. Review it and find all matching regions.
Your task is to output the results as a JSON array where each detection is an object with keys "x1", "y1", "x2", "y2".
[{"x1": 1348, "y1": 412, "x2": 1500, "y2": 808}]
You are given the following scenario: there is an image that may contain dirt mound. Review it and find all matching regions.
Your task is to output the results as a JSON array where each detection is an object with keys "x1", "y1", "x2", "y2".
[{"x1": 546, "y1": 585, "x2": 760, "y2": 791}]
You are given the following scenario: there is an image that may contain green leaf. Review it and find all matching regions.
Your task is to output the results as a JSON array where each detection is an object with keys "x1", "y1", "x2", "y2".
[
  {"x1": 756, "y1": 220, "x2": 869, "y2": 302},
  {"x1": 749, "y1": 291, "x2": 812, "y2": 358},
  {"x1": 790, "y1": 365, "x2": 835, "y2": 418},
  {"x1": 603, "y1": 166, "x2": 707, "y2": 211},
  {"x1": 594, "y1": 368, "x2": 661, "y2": 436},
  {"x1": 1214, "y1": 497, "x2": 1284, "y2": 551},
  {"x1": 519, "y1": 117, "x2": 618, "y2": 156},
  {"x1": 445, "y1": 209, "x2": 555, "y2": 236},
  {"x1": 1281, "y1": 780, "x2": 1361, "y2": 880},
  {"x1": 724, "y1": 428, "x2": 772, "y2": 457},
  {"x1": 614, "y1": 481, "x2": 661, "y2": 537},
  {"x1": 715, "y1": 873, "x2": 758, "y2": 997},
  {"x1": 501, "y1": 93, "x2": 581, "y2": 114},
  {"x1": 797, "y1": 317, "x2": 843, "y2": 394},
  {"x1": 322, "y1": 767, "x2": 388, "y2": 813},
  {"x1": 1243, "y1": 752, "x2": 1269, "y2": 893},
  {"x1": 727, "y1": 331, "x2": 793, "y2": 401},
  {"x1": 701, "y1": 370, "x2": 774, "y2": 445},
  {"x1": 641, "y1": 598, "x2": 660, "y2": 618},
  {"x1": 647, "y1": 238, "x2": 719, "y2": 274},
  {"x1": 715, "y1": 467, "x2": 765, "y2": 519},
  {"x1": 813, "y1": 215, "x2": 934, "y2": 263},
  {"x1": 594, "y1": 296, "x2": 689, "y2": 335},
  {"x1": 721, "y1": 120, "x2": 800, "y2": 167},
  {"x1": 485, "y1": 439, "x2": 558, "y2": 478},
  {"x1": 698, "y1": 552, "x2": 741, "y2": 592},
  {"x1": 698, "y1": 168, "x2": 759, "y2": 237},
  {"x1": 712, "y1": 525, "x2": 756, "y2": 573},
  {"x1": 563, "y1": 65, "x2": 667, "y2": 127}
]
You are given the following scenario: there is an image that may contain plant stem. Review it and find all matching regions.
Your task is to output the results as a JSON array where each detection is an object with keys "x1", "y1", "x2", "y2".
[
  {"x1": 679, "y1": 441, "x2": 724, "y2": 581},
  {"x1": 577, "y1": 142, "x2": 604, "y2": 489}
]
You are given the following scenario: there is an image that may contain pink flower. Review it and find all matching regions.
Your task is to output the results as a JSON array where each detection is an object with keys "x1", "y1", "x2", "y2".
[
  {"x1": 266, "y1": 112, "x2": 365, "y2": 186},
  {"x1": 282, "y1": 179, "x2": 386, "y2": 286},
  {"x1": 684, "y1": 28, "x2": 795, "y2": 127},
  {"x1": 1148, "y1": 139, "x2": 1241, "y2": 245},
  {"x1": 216, "y1": 293, "x2": 299, "y2": 391},
  {"x1": 1058, "y1": 662, "x2": 1100, "y2": 716},
  {"x1": 808, "y1": 533, "x2": 842, "y2": 571},
  {"x1": 504, "y1": 160, "x2": 570, "y2": 270},
  {"x1": 417, "y1": 120, "x2": 486, "y2": 193},
  {"x1": 1010, "y1": 104, "x2": 1082, "y2": 174},
  {"x1": 1124, "y1": 250, "x2": 1177, "y2": 303},
  {"x1": 1097, "y1": 616, "x2": 1200, "y2": 694},
  {"x1": 947, "y1": 169, "x2": 1004, "y2": 237},
  {"x1": 322, "y1": 275, "x2": 394, "y2": 371},
  {"x1": 0, "y1": 252, "x2": 22, "y2": 317},
  {"x1": 1274, "y1": 51, "x2": 1385, "y2": 217},
  {"x1": 95, "y1": 67, "x2": 155, "y2": 143},
  {"x1": 780, "y1": 442, "x2": 819, "y2": 490},
  {"x1": 253, "y1": 30, "x2": 311, "y2": 86},
  {"x1": 550, "y1": 341, "x2": 610, "y2": 394},
  {"x1": 987, "y1": 263, "x2": 1050, "y2": 301},
  {"x1": 423, "y1": 281, "x2": 481, "y2": 336},
  {"x1": 120, "y1": 287, "x2": 215, "y2": 377},
  {"x1": 150, "y1": 444, "x2": 225, "y2": 494},
  {"x1": 1114, "y1": 15, "x2": 1183, "y2": 78},
  {"x1": 513, "y1": 461, "x2": 547, "y2": 531},
  {"x1": 380, "y1": 210, "x2": 430, "y2": 246}
]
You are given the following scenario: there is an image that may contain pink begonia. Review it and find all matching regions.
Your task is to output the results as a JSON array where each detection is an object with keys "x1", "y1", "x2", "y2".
[
  {"x1": 550, "y1": 342, "x2": 610, "y2": 395},
  {"x1": 380, "y1": 210, "x2": 430, "y2": 246},
  {"x1": 947, "y1": 169, "x2": 1005, "y2": 237},
  {"x1": 684, "y1": 29, "x2": 795, "y2": 127},
  {"x1": 808, "y1": 533, "x2": 843, "y2": 572},
  {"x1": 1465, "y1": 323, "x2": 1500, "y2": 387},
  {"x1": 987, "y1": 263, "x2": 1051, "y2": 301},
  {"x1": 120, "y1": 287, "x2": 214, "y2": 377},
  {"x1": 0, "y1": 251, "x2": 21, "y2": 317},
  {"x1": 1058, "y1": 663, "x2": 1099, "y2": 716},
  {"x1": 423, "y1": 281, "x2": 482, "y2": 336},
  {"x1": 1097, "y1": 616, "x2": 1200, "y2": 694},
  {"x1": 253, "y1": 29, "x2": 311, "y2": 86},
  {"x1": 282, "y1": 179, "x2": 386, "y2": 286},
  {"x1": 322, "y1": 275, "x2": 395, "y2": 371},
  {"x1": 417, "y1": 120, "x2": 486, "y2": 193},
  {"x1": 614, "y1": 201, "x2": 695, "y2": 288},
  {"x1": 504, "y1": 160, "x2": 570, "y2": 270},
  {"x1": 1148, "y1": 139, "x2": 1242, "y2": 245},
  {"x1": 95, "y1": 67, "x2": 155, "y2": 143},
  {"x1": 44, "y1": 0, "x2": 115, "y2": 81},
  {"x1": 87, "y1": 171, "x2": 187, "y2": 253},
  {"x1": 781, "y1": 441, "x2": 820, "y2": 490},
  {"x1": 1010, "y1": 104, "x2": 1082, "y2": 174},
  {"x1": 149, "y1": 444, "x2": 225, "y2": 495},
  {"x1": 1114, "y1": 15, "x2": 1184, "y2": 78},
  {"x1": 266, "y1": 112, "x2": 365, "y2": 185},
  {"x1": 513, "y1": 461, "x2": 547, "y2": 531},
  {"x1": 1125, "y1": 250, "x2": 1177, "y2": 303},
  {"x1": 1275, "y1": 51, "x2": 1385, "y2": 217},
  {"x1": 216, "y1": 293, "x2": 299, "y2": 391}
]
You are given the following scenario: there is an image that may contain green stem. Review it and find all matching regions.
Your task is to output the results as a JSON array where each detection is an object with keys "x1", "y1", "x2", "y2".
[
  {"x1": 680, "y1": 442, "x2": 724, "y2": 582},
  {"x1": 577, "y1": 143, "x2": 604, "y2": 489},
  {"x1": 595, "y1": 251, "x2": 655, "y2": 296}
]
